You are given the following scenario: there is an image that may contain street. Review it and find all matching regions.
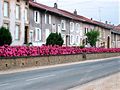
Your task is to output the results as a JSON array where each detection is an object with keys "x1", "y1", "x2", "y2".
[{"x1": 0, "y1": 58, "x2": 120, "y2": 90}]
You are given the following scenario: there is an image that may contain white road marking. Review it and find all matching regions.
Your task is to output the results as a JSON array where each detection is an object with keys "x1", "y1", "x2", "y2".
[
  {"x1": 0, "y1": 83, "x2": 9, "y2": 87},
  {"x1": 26, "y1": 74, "x2": 55, "y2": 81}
]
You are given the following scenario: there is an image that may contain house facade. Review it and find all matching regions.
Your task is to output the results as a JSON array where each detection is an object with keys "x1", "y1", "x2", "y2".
[
  {"x1": 0, "y1": 0, "x2": 29, "y2": 46},
  {"x1": 0, "y1": 0, "x2": 120, "y2": 48},
  {"x1": 29, "y1": 1, "x2": 116, "y2": 48}
]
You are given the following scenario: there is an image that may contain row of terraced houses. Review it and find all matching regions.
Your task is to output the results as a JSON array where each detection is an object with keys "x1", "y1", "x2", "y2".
[{"x1": 0, "y1": 0, "x2": 120, "y2": 48}]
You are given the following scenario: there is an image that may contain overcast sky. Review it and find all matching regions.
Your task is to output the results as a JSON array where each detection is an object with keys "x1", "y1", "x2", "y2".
[{"x1": 36, "y1": 0, "x2": 119, "y2": 25}]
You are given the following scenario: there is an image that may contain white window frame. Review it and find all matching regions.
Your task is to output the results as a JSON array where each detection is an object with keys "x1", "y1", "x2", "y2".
[
  {"x1": 29, "y1": 30, "x2": 33, "y2": 43},
  {"x1": 76, "y1": 23, "x2": 80, "y2": 33},
  {"x1": 16, "y1": 4, "x2": 20, "y2": 20},
  {"x1": 70, "y1": 22, "x2": 74, "y2": 32},
  {"x1": 45, "y1": 29, "x2": 50, "y2": 40},
  {"x1": 76, "y1": 35, "x2": 80, "y2": 44},
  {"x1": 3, "y1": 23, "x2": 9, "y2": 29},
  {"x1": 61, "y1": 20, "x2": 66, "y2": 30},
  {"x1": 4, "y1": 1, "x2": 9, "y2": 17},
  {"x1": 70, "y1": 35, "x2": 74, "y2": 45},
  {"x1": 34, "y1": 11, "x2": 40, "y2": 23},
  {"x1": 52, "y1": 24, "x2": 56, "y2": 33},
  {"x1": 62, "y1": 34, "x2": 66, "y2": 44},
  {"x1": 25, "y1": 8, "x2": 28, "y2": 22},
  {"x1": 58, "y1": 24, "x2": 61, "y2": 34},
  {"x1": 35, "y1": 28, "x2": 41, "y2": 41},
  {"x1": 45, "y1": 14, "x2": 51, "y2": 24},
  {"x1": 15, "y1": 25, "x2": 20, "y2": 40}
]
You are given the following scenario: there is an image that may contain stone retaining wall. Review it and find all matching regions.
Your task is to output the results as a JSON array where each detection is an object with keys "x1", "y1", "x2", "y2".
[{"x1": 0, "y1": 53, "x2": 120, "y2": 70}]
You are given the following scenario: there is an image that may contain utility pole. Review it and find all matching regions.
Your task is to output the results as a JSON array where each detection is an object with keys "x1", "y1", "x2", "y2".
[{"x1": 98, "y1": 7, "x2": 102, "y2": 22}]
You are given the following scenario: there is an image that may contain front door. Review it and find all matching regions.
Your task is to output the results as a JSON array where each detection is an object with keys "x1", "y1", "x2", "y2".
[
  {"x1": 107, "y1": 36, "x2": 110, "y2": 48},
  {"x1": 24, "y1": 26, "x2": 28, "y2": 44}
]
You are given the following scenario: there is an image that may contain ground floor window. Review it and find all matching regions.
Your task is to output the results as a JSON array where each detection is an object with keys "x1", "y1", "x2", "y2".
[{"x1": 15, "y1": 25, "x2": 20, "y2": 40}]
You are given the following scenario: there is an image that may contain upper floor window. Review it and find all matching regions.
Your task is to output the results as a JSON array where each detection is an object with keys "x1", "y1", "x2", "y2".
[
  {"x1": 34, "y1": 11, "x2": 40, "y2": 23},
  {"x1": 70, "y1": 22, "x2": 74, "y2": 32},
  {"x1": 85, "y1": 28, "x2": 88, "y2": 34},
  {"x1": 25, "y1": 8, "x2": 28, "y2": 22},
  {"x1": 45, "y1": 14, "x2": 51, "y2": 24},
  {"x1": 61, "y1": 20, "x2": 66, "y2": 30},
  {"x1": 76, "y1": 23, "x2": 80, "y2": 33},
  {"x1": 52, "y1": 24, "x2": 56, "y2": 33},
  {"x1": 4, "y1": 1, "x2": 9, "y2": 17},
  {"x1": 16, "y1": 5, "x2": 20, "y2": 20},
  {"x1": 35, "y1": 28, "x2": 41, "y2": 41}
]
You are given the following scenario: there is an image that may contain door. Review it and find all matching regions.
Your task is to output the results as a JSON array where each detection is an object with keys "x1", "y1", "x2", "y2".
[
  {"x1": 107, "y1": 36, "x2": 110, "y2": 48},
  {"x1": 24, "y1": 26, "x2": 28, "y2": 44}
]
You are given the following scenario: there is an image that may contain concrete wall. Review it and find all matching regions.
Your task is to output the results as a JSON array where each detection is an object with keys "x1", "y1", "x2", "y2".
[{"x1": 0, "y1": 53, "x2": 120, "y2": 70}]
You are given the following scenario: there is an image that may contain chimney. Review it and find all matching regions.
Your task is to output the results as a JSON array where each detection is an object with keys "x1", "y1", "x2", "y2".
[
  {"x1": 74, "y1": 9, "x2": 77, "y2": 15},
  {"x1": 105, "y1": 21, "x2": 108, "y2": 24},
  {"x1": 54, "y1": 3, "x2": 58, "y2": 9},
  {"x1": 91, "y1": 18, "x2": 93, "y2": 20}
]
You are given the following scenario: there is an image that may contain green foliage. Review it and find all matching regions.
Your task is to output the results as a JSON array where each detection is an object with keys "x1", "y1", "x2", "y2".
[
  {"x1": 80, "y1": 45, "x2": 85, "y2": 49},
  {"x1": 46, "y1": 32, "x2": 64, "y2": 46},
  {"x1": 0, "y1": 27, "x2": 12, "y2": 46},
  {"x1": 86, "y1": 30, "x2": 100, "y2": 47}
]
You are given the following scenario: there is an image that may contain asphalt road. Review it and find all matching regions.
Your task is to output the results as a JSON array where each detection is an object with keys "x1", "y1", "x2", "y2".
[{"x1": 0, "y1": 58, "x2": 120, "y2": 90}]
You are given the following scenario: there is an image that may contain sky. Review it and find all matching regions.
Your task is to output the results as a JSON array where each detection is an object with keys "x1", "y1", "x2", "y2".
[{"x1": 36, "y1": 0, "x2": 119, "y2": 25}]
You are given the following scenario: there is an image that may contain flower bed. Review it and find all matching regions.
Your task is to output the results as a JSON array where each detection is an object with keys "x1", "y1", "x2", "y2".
[{"x1": 0, "y1": 45, "x2": 120, "y2": 57}]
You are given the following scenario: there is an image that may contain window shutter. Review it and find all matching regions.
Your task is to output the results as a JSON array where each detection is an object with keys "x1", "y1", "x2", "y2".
[
  {"x1": 37, "y1": 12, "x2": 40, "y2": 23},
  {"x1": 34, "y1": 11, "x2": 36, "y2": 22},
  {"x1": 35, "y1": 28, "x2": 37, "y2": 41},
  {"x1": 45, "y1": 14, "x2": 47, "y2": 24},
  {"x1": 39, "y1": 29, "x2": 41, "y2": 40},
  {"x1": 49, "y1": 15, "x2": 51, "y2": 24}
]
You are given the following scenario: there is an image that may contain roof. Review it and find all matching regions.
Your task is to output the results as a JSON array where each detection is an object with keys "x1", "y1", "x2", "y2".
[{"x1": 29, "y1": 1, "x2": 115, "y2": 30}]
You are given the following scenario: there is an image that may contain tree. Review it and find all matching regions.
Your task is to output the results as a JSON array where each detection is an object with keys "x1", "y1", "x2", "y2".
[
  {"x1": 46, "y1": 32, "x2": 64, "y2": 46},
  {"x1": 0, "y1": 27, "x2": 12, "y2": 46},
  {"x1": 86, "y1": 30, "x2": 99, "y2": 47}
]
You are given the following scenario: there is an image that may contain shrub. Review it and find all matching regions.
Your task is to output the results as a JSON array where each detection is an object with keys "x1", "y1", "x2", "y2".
[
  {"x1": 0, "y1": 27, "x2": 12, "y2": 46},
  {"x1": 80, "y1": 45, "x2": 85, "y2": 49},
  {"x1": 46, "y1": 33, "x2": 64, "y2": 46},
  {"x1": 86, "y1": 30, "x2": 99, "y2": 47}
]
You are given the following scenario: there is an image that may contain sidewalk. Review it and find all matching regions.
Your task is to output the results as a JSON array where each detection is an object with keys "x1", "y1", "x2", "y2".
[{"x1": 69, "y1": 72, "x2": 120, "y2": 90}]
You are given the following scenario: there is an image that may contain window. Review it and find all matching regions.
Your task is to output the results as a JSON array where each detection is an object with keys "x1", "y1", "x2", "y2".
[
  {"x1": 34, "y1": 11, "x2": 40, "y2": 23},
  {"x1": 15, "y1": 25, "x2": 20, "y2": 40},
  {"x1": 76, "y1": 36, "x2": 79, "y2": 43},
  {"x1": 35, "y1": 28, "x2": 41, "y2": 41},
  {"x1": 58, "y1": 24, "x2": 61, "y2": 33},
  {"x1": 4, "y1": 1, "x2": 9, "y2": 17},
  {"x1": 52, "y1": 24, "x2": 56, "y2": 33},
  {"x1": 25, "y1": 8, "x2": 28, "y2": 22},
  {"x1": 70, "y1": 22, "x2": 74, "y2": 32},
  {"x1": 29, "y1": 31, "x2": 33, "y2": 42},
  {"x1": 62, "y1": 34, "x2": 66, "y2": 44},
  {"x1": 45, "y1": 29, "x2": 50, "y2": 40},
  {"x1": 16, "y1": 5, "x2": 20, "y2": 20},
  {"x1": 76, "y1": 23, "x2": 80, "y2": 33},
  {"x1": 70, "y1": 35, "x2": 74, "y2": 44},
  {"x1": 3, "y1": 23, "x2": 9, "y2": 29},
  {"x1": 85, "y1": 28, "x2": 88, "y2": 34},
  {"x1": 45, "y1": 14, "x2": 51, "y2": 24},
  {"x1": 61, "y1": 20, "x2": 66, "y2": 30}
]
